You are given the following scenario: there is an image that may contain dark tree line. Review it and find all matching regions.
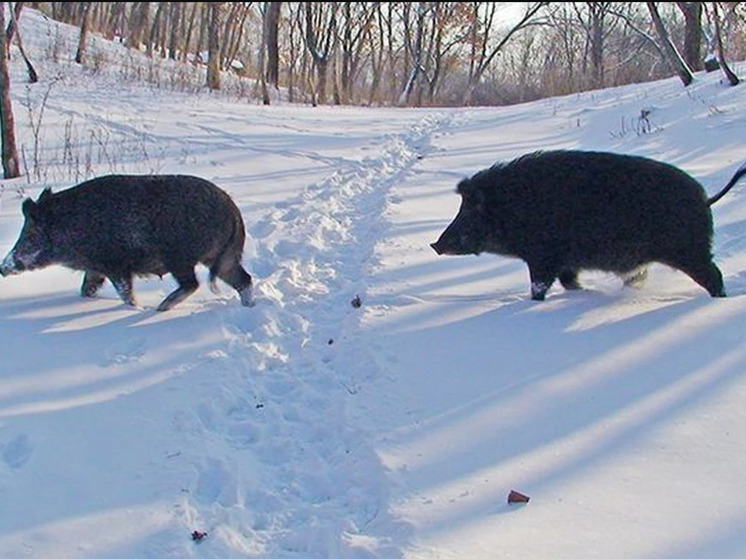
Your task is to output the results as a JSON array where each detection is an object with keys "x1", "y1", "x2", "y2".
[{"x1": 22, "y1": 2, "x2": 746, "y2": 104}]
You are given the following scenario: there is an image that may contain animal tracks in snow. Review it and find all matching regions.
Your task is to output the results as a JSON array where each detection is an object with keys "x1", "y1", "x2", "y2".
[
  {"x1": 1, "y1": 434, "x2": 33, "y2": 469},
  {"x1": 176, "y1": 113, "x2": 458, "y2": 556}
]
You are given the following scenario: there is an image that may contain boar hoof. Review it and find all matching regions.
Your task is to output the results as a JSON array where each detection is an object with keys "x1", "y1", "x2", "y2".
[
  {"x1": 81, "y1": 272, "x2": 106, "y2": 298},
  {"x1": 110, "y1": 277, "x2": 137, "y2": 307},
  {"x1": 530, "y1": 281, "x2": 549, "y2": 301},
  {"x1": 239, "y1": 286, "x2": 256, "y2": 307}
]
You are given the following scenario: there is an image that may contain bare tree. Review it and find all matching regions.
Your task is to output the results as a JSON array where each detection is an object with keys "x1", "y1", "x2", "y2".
[
  {"x1": 207, "y1": 2, "x2": 221, "y2": 90},
  {"x1": 573, "y1": 2, "x2": 617, "y2": 89},
  {"x1": 127, "y1": 2, "x2": 150, "y2": 50},
  {"x1": 222, "y1": 2, "x2": 252, "y2": 70},
  {"x1": 544, "y1": 3, "x2": 584, "y2": 94},
  {"x1": 284, "y1": 2, "x2": 304, "y2": 102},
  {"x1": 168, "y1": 2, "x2": 182, "y2": 60},
  {"x1": 647, "y1": 2, "x2": 694, "y2": 86},
  {"x1": 336, "y1": 2, "x2": 378, "y2": 105},
  {"x1": 75, "y1": 1, "x2": 93, "y2": 64},
  {"x1": 181, "y1": 3, "x2": 200, "y2": 62},
  {"x1": 0, "y1": 3, "x2": 20, "y2": 178},
  {"x1": 4, "y1": 0, "x2": 21, "y2": 48},
  {"x1": 6, "y1": 1, "x2": 36, "y2": 82},
  {"x1": 303, "y1": 1, "x2": 338, "y2": 106},
  {"x1": 676, "y1": 2, "x2": 704, "y2": 71},
  {"x1": 265, "y1": 2, "x2": 282, "y2": 88},
  {"x1": 707, "y1": 1, "x2": 739, "y2": 85},
  {"x1": 420, "y1": 2, "x2": 473, "y2": 105},
  {"x1": 399, "y1": 2, "x2": 427, "y2": 106},
  {"x1": 146, "y1": 1, "x2": 165, "y2": 57},
  {"x1": 365, "y1": 2, "x2": 389, "y2": 105},
  {"x1": 104, "y1": 2, "x2": 127, "y2": 41},
  {"x1": 462, "y1": 2, "x2": 548, "y2": 105},
  {"x1": 259, "y1": 2, "x2": 282, "y2": 105}
]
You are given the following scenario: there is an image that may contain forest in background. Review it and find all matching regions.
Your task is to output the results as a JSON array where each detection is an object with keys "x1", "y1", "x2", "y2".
[{"x1": 8, "y1": 2, "x2": 746, "y2": 108}]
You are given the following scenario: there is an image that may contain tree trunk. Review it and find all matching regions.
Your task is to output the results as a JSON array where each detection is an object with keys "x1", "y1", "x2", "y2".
[
  {"x1": 127, "y1": 2, "x2": 150, "y2": 50},
  {"x1": 710, "y1": 1, "x2": 739, "y2": 85},
  {"x1": 366, "y1": 4, "x2": 386, "y2": 105},
  {"x1": 221, "y1": 3, "x2": 247, "y2": 71},
  {"x1": 399, "y1": 2, "x2": 424, "y2": 106},
  {"x1": 4, "y1": 1, "x2": 22, "y2": 50},
  {"x1": 105, "y1": 2, "x2": 126, "y2": 42},
  {"x1": 147, "y1": 1, "x2": 165, "y2": 58},
  {"x1": 315, "y1": 56, "x2": 328, "y2": 105},
  {"x1": 206, "y1": 2, "x2": 221, "y2": 90},
  {"x1": 258, "y1": 2, "x2": 268, "y2": 104},
  {"x1": 677, "y1": 2, "x2": 703, "y2": 71},
  {"x1": 303, "y1": 2, "x2": 337, "y2": 106},
  {"x1": 6, "y1": 1, "x2": 36, "y2": 82},
  {"x1": 646, "y1": 2, "x2": 694, "y2": 86},
  {"x1": 265, "y1": 2, "x2": 281, "y2": 88},
  {"x1": 588, "y1": 3, "x2": 606, "y2": 89},
  {"x1": 75, "y1": 2, "x2": 93, "y2": 64},
  {"x1": 0, "y1": 4, "x2": 21, "y2": 179},
  {"x1": 168, "y1": 2, "x2": 181, "y2": 60},
  {"x1": 182, "y1": 3, "x2": 199, "y2": 63}
]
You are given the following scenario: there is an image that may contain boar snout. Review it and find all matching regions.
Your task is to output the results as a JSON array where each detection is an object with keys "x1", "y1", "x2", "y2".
[
  {"x1": 0, "y1": 252, "x2": 20, "y2": 276},
  {"x1": 0, "y1": 248, "x2": 44, "y2": 276}
]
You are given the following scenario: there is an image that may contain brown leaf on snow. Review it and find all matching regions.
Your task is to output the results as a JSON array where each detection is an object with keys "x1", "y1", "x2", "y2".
[{"x1": 507, "y1": 490, "x2": 530, "y2": 504}]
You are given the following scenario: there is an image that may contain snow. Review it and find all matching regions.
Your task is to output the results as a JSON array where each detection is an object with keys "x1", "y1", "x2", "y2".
[{"x1": 2, "y1": 9, "x2": 746, "y2": 559}]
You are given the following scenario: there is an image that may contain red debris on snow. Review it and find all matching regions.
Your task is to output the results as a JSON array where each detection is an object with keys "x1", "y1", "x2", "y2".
[
  {"x1": 191, "y1": 530, "x2": 208, "y2": 541},
  {"x1": 507, "y1": 490, "x2": 530, "y2": 504}
]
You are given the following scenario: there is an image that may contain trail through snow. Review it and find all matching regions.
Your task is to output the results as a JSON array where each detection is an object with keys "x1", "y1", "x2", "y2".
[{"x1": 168, "y1": 111, "x2": 462, "y2": 558}]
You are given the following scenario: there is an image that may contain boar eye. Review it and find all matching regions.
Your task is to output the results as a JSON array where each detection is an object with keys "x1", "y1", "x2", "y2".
[{"x1": 464, "y1": 189, "x2": 486, "y2": 214}]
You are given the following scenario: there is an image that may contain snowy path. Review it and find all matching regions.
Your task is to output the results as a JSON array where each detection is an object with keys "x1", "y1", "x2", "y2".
[{"x1": 175, "y1": 110, "x2": 460, "y2": 558}]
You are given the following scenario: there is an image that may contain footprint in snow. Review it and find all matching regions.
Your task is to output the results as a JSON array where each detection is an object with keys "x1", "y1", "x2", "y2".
[
  {"x1": 100, "y1": 337, "x2": 146, "y2": 367},
  {"x1": 2, "y1": 434, "x2": 33, "y2": 469}
]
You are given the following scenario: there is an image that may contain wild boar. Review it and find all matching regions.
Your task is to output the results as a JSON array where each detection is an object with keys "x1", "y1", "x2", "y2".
[
  {"x1": 431, "y1": 150, "x2": 746, "y2": 300},
  {"x1": 0, "y1": 174, "x2": 255, "y2": 311}
]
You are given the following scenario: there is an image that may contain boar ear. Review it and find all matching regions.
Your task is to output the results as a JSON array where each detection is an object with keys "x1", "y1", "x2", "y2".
[
  {"x1": 38, "y1": 188, "x2": 53, "y2": 204},
  {"x1": 457, "y1": 179, "x2": 486, "y2": 213},
  {"x1": 22, "y1": 198, "x2": 40, "y2": 222},
  {"x1": 23, "y1": 188, "x2": 53, "y2": 223}
]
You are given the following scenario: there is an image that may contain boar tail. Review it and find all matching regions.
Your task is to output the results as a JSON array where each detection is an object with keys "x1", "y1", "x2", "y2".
[{"x1": 708, "y1": 161, "x2": 746, "y2": 205}]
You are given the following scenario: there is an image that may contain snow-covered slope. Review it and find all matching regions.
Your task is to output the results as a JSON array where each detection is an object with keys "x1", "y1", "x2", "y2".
[{"x1": 2, "y1": 9, "x2": 746, "y2": 559}]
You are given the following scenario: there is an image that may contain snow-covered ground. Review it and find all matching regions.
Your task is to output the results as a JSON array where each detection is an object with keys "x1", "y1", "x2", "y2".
[{"x1": 2, "y1": 9, "x2": 746, "y2": 559}]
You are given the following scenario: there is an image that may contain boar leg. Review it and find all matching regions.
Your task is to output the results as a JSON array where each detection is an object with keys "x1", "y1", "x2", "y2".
[
  {"x1": 558, "y1": 269, "x2": 582, "y2": 291},
  {"x1": 527, "y1": 260, "x2": 559, "y2": 301},
  {"x1": 671, "y1": 258, "x2": 726, "y2": 298},
  {"x1": 81, "y1": 271, "x2": 106, "y2": 298},
  {"x1": 109, "y1": 275, "x2": 137, "y2": 306},
  {"x1": 215, "y1": 263, "x2": 255, "y2": 307},
  {"x1": 157, "y1": 267, "x2": 199, "y2": 311}
]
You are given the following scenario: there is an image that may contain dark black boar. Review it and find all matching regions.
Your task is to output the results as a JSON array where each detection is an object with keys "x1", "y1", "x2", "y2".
[
  {"x1": 431, "y1": 150, "x2": 746, "y2": 300},
  {"x1": 0, "y1": 174, "x2": 254, "y2": 311}
]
